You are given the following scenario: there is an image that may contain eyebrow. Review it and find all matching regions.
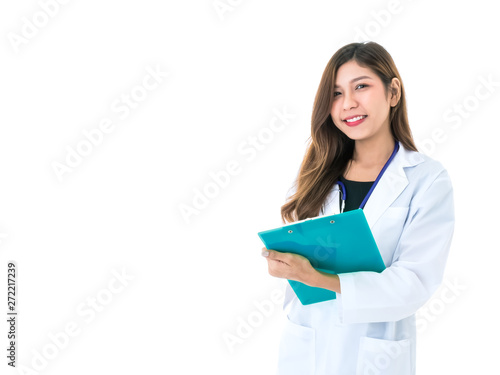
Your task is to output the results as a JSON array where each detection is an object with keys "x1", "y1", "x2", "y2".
[{"x1": 334, "y1": 75, "x2": 373, "y2": 89}]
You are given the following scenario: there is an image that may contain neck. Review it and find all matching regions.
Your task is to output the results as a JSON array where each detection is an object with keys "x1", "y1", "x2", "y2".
[{"x1": 352, "y1": 136, "x2": 396, "y2": 167}]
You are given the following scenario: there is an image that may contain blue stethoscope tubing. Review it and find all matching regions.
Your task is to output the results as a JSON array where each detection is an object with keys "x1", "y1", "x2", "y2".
[{"x1": 337, "y1": 142, "x2": 400, "y2": 212}]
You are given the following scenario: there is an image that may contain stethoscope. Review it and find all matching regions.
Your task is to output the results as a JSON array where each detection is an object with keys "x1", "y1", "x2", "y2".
[{"x1": 337, "y1": 142, "x2": 400, "y2": 213}]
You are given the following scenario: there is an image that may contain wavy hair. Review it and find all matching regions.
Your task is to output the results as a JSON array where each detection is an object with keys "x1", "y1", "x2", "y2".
[{"x1": 281, "y1": 41, "x2": 417, "y2": 224}]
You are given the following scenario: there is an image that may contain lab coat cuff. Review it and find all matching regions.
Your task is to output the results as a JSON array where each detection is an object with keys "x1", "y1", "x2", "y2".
[{"x1": 337, "y1": 272, "x2": 357, "y2": 325}]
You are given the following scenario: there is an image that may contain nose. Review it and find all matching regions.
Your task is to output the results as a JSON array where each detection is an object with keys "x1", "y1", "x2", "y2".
[{"x1": 343, "y1": 91, "x2": 357, "y2": 111}]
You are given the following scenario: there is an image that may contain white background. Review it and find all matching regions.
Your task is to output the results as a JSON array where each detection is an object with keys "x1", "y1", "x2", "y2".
[{"x1": 0, "y1": 1, "x2": 498, "y2": 374}]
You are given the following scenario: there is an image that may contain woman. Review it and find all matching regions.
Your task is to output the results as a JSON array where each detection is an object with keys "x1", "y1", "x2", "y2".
[{"x1": 261, "y1": 42, "x2": 454, "y2": 374}]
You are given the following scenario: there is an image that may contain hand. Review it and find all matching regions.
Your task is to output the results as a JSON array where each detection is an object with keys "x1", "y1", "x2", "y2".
[{"x1": 261, "y1": 247, "x2": 317, "y2": 284}]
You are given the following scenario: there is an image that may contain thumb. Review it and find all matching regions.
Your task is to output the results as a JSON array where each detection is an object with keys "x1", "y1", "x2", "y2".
[
  {"x1": 261, "y1": 247, "x2": 274, "y2": 258},
  {"x1": 262, "y1": 247, "x2": 281, "y2": 259}
]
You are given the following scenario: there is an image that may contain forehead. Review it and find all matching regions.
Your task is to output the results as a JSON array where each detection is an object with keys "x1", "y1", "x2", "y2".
[{"x1": 333, "y1": 60, "x2": 377, "y2": 88}]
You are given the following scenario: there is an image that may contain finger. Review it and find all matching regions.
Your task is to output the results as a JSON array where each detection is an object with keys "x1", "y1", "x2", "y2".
[
  {"x1": 265, "y1": 249, "x2": 287, "y2": 260},
  {"x1": 262, "y1": 248, "x2": 277, "y2": 258},
  {"x1": 268, "y1": 259, "x2": 291, "y2": 279},
  {"x1": 265, "y1": 250, "x2": 291, "y2": 266},
  {"x1": 271, "y1": 258, "x2": 289, "y2": 266},
  {"x1": 261, "y1": 248, "x2": 291, "y2": 265}
]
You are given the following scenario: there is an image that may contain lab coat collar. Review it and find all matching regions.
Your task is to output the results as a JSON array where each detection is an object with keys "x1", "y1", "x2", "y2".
[{"x1": 363, "y1": 141, "x2": 424, "y2": 228}]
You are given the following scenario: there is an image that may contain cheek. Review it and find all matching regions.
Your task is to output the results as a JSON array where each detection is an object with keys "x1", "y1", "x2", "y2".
[
  {"x1": 330, "y1": 102, "x2": 342, "y2": 123},
  {"x1": 364, "y1": 92, "x2": 388, "y2": 112}
]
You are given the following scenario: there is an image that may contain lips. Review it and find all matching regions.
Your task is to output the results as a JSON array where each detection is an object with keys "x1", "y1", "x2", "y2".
[{"x1": 343, "y1": 115, "x2": 367, "y2": 127}]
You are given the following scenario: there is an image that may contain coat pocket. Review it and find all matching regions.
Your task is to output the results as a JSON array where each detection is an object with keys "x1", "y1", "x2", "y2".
[
  {"x1": 356, "y1": 336, "x2": 412, "y2": 375},
  {"x1": 277, "y1": 317, "x2": 315, "y2": 374}
]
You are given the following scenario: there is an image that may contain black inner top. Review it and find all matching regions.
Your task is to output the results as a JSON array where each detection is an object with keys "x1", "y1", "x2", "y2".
[{"x1": 338, "y1": 176, "x2": 375, "y2": 212}]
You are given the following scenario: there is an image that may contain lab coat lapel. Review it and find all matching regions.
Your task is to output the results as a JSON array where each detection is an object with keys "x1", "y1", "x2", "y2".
[
  {"x1": 322, "y1": 185, "x2": 341, "y2": 216},
  {"x1": 363, "y1": 143, "x2": 424, "y2": 228}
]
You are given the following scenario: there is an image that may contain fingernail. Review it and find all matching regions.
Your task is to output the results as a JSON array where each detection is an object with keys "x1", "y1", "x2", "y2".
[{"x1": 261, "y1": 250, "x2": 269, "y2": 257}]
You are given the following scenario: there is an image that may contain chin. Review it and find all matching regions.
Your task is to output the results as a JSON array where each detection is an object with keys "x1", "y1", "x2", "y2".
[{"x1": 343, "y1": 130, "x2": 369, "y2": 141}]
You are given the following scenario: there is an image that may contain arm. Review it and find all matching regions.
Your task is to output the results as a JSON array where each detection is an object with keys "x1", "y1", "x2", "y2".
[
  {"x1": 262, "y1": 248, "x2": 342, "y2": 293},
  {"x1": 263, "y1": 166, "x2": 454, "y2": 324},
  {"x1": 336, "y1": 168, "x2": 455, "y2": 324}
]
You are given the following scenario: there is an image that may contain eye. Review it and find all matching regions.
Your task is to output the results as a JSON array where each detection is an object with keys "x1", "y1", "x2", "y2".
[
  {"x1": 333, "y1": 91, "x2": 341, "y2": 97},
  {"x1": 356, "y1": 84, "x2": 368, "y2": 89}
]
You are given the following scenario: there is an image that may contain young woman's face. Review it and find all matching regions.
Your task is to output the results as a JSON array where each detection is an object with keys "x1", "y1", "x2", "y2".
[{"x1": 330, "y1": 60, "x2": 396, "y2": 143}]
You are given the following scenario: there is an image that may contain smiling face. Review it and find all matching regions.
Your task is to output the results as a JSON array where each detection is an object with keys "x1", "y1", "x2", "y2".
[{"x1": 330, "y1": 60, "x2": 399, "y2": 144}]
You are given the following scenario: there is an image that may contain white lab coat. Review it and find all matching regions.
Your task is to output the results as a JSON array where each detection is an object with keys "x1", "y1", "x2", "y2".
[{"x1": 276, "y1": 142, "x2": 455, "y2": 375}]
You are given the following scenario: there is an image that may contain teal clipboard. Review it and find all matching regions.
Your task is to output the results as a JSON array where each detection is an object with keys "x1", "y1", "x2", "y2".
[{"x1": 257, "y1": 209, "x2": 385, "y2": 305}]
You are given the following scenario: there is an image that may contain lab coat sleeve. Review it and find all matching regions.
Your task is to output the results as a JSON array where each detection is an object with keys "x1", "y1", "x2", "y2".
[{"x1": 336, "y1": 168, "x2": 455, "y2": 324}]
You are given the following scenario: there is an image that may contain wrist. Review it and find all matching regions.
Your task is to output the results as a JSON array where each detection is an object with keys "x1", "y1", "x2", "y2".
[
  {"x1": 303, "y1": 269, "x2": 341, "y2": 293},
  {"x1": 300, "y1": 267, "x2": 321, "y2": 286}
]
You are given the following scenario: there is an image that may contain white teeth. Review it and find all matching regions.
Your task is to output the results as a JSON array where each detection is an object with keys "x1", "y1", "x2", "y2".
[{"x1": 345, "y1": 115, "x2": 366, "y2": 123}]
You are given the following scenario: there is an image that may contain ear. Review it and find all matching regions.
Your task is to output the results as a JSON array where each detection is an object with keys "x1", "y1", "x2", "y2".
[{"x1": 389, "y1": 77, "x2": 401, "y2": 107}]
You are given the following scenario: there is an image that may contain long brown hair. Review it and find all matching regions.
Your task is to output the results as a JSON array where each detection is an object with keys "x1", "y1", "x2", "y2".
[{"x1": 281, "y1": 41, "x2": 418, "y2": 224}]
